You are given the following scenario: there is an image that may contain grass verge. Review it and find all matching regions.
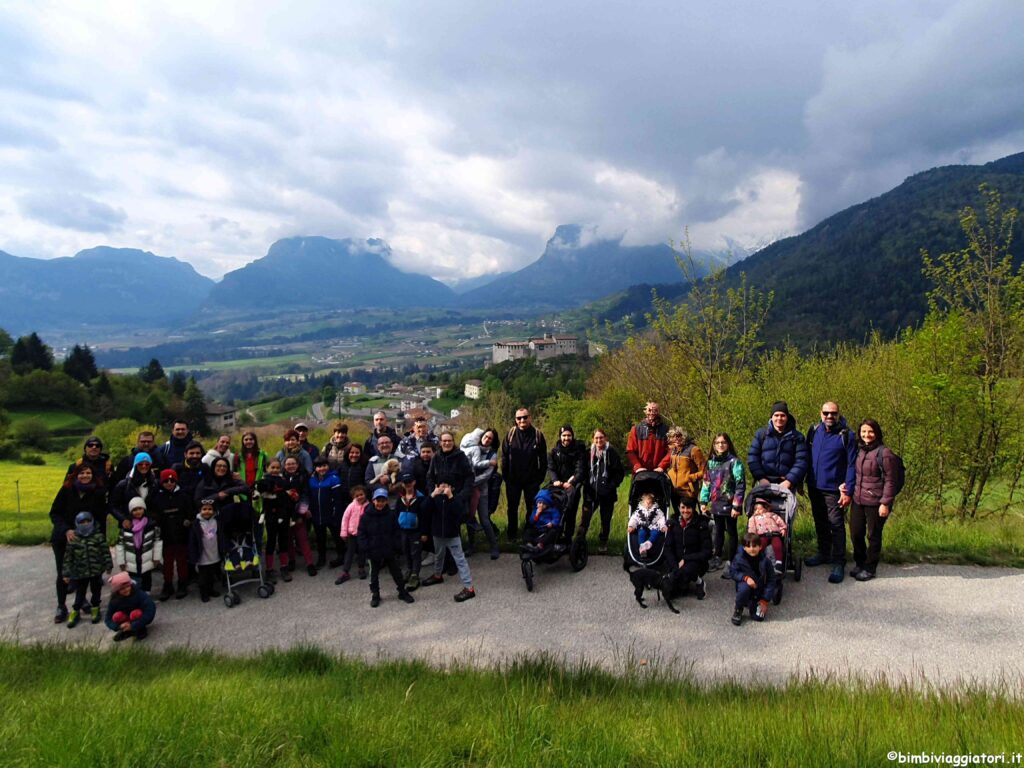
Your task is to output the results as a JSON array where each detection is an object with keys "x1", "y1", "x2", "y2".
[{"x1": 0, "y1": 643, "x2": 1020, "y2": 767}]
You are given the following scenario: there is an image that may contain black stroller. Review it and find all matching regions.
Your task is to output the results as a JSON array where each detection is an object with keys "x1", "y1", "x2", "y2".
[
  {"x1": 519, "y1": 487, "x2": 588, "y2": 592},
  {"x1": 743, "y1": 483, "x2": 802, "y2": 604},
  {"x1": 622, "y1": 471, "x2": 672, "y2": 608},
  {"x1": 220, "y1": 501, "x2": 275, "y2": 607}
]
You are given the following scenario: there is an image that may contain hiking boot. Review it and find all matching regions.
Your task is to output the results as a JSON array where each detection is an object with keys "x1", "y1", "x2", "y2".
[
  {"x1": 421, "y1": 574, "x2": 444, "y2": 587},
  {"x1": 828, "y1": 564, "x2": 844, "y2": 584},
  {"x1": 731, "y1": 607, "x2": 744, "y2": 626},
  {"x1": 708, "y1": 556, "x2": 723, "y2": 572},
  {"x1": 370, "y1": 594, "x2": 381, "y2": 608},
  {"x1": 854, "y1": 569, "x2": 876, "y2": 582},
  {"x1": 453, "y1": 587, "x2": 476, "y2": 603},
  {"x1": 90, "y1": 606, "x2": 101, "y2": 624},
  {"x1": 399, "y1": 592, "x2": 415, "y2": 604},
  {"x1": 804, "y1": 552, "x2": 828, "y2": 567},
  {"x1": 849, "y1": 566, "x2": 865, "y2": 579},
  {"x1": 755, "y1": 600, "x2": 769, "y2": 621},
  {"x1": 335, "y1": 572, "x2": 351, "y2": 585},
  {"x1": 113, "y1": 629, "x2": 130, "y2": 642},
  {"x1": 281, "y1": 569, "x2": 293, "y2": 583},
  {"x1": 307, "y1": 565, "x2": 318, "y2": 577},
  {"x1": 694, "y1": 577, "x2": 706, "y2": 600},
  {"x1": 67, "y1": 609, "x2": 80, "y2": 628},
  {"x1": 405, "y1": 573, "x2": 420, "y2": 592},
  {"x1": 158, "y1": 586, "x2": 174, "y2": 602},
  {"x1": 54, "y1": 606, "x2": 68, "y2": 625}
]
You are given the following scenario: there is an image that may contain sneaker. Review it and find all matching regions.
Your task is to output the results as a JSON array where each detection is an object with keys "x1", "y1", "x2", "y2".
[
  {"x1": 490, "y1": 547, "x2": 500, "y2": 560},
  {"x1": 113, "y1": 629, "x2": 130, "y2": 642},
  {"x1": 67, "y1": 609, "x2": 80, "y2": 628},
  {"x1": 597, "y1": 543, "x2": 608, "y2": 555},
  {"x1": 731, "y1": 606, "x2": 743, "y2": 626},
  {"x1": 828, "y1": 564, "x2": 844, "y2": 584},
  {"x1": 453, "y1": 587, "x2": 476, "y2": 603},
  {"x1": 421, "y1": 574, "x2": 444, "y2": 587},
  {"x1": 720, "y1": 565, "x2": 733, "y2": 579},
  {"x1": 357, "y1": 567, "x2": 368, "y2": 580},
  {"x1": 804, "y1": 552, "x2": 828, "y2": 567},
  {"x1": 90, "y1": 606, "x2": 101, "y2": 624},
  {"x1": 849, "y1": 566, "x2": 864, "y2": 579},
  {"x1": 405, "y1": 573, "x2": 420, "y2": 592},
  {"x1": 307, "y1": 565, "x2": 318, "y2": 577},
  {"x1": 854, "y1": 569, "x2": 875, "y2": 582},
  {"x1": 370, "y1": 594, "x2": 381, "y2": 608},
  {"x1": 755, "y1": 600, "x2": 768, "y2": 621},
  {"x1": 335, "y1": 572, "x2": 351, "y2": 585},
  {"x1": 134, "y1": 627, "x2": 148, "y2": 641},
  {"x1": 774, "y1": 560, "x2": 785, "y2": 576},
  {"x1": 399, "y1": 592, "x2": 415, "y2": 604},
  {"x1": 694, "y1": 577, "x2": 706, "y2": 600},
  {"x1": 54, "y1": 607, "x2": 68, "y2": 624},
  {"x1": 708, "y1": 556, "x2": 723, "y2": 572}
]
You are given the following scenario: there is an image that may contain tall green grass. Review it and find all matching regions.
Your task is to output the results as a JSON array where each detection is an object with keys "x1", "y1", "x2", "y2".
[{"x1": 0, "y1": 643, "x2": 1019, "y2": 767}]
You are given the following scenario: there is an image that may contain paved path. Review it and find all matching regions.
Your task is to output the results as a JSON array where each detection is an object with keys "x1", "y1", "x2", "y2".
[{"x1": 3, "y1": 545, "x2": 1021, "y2": 688}]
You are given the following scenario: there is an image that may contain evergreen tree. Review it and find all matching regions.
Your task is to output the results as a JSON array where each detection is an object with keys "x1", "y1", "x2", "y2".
[
  {"x1": 63, "y1": 344, "x2": 99, "y2": 385},
  {"x1": 138, "y1": 358, "x2": 167, "y2": 384},
  {"x1": 10, "y1": 332, "x2": 54, "y2": 373},
  {"x1": 183, "y1": 377, "x2": 210, "y2": 435},
  {"x1": 170, "y1": 371, "x2": 187, "y2": 397},
  {"x1": 0, "y1": 328, "x2": 12, "y2": 359},
  {"x1": 94, "y1": 373, "x2": 114, "y2": 399}
]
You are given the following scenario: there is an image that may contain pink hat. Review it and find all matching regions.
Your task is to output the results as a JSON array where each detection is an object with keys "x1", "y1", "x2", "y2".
[{"x1": 109, "y1": 572, "x2": 132, "y2": 591}]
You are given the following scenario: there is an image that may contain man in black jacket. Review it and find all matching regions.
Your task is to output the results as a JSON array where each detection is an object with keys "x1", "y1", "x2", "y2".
[{"x1": 501, "y1": 407, "x2": 547, "y2": 543}]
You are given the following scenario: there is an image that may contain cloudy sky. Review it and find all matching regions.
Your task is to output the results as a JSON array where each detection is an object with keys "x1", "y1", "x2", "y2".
[{"x1": 2, "y1": 1, "x2": 1022, "y2": 281}]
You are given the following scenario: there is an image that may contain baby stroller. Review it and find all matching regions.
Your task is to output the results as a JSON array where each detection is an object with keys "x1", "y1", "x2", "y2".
[
  {"x1": 519, "y1": 487, "x2": 588, "y2": 592},
  {"x1": 743, "y1": 483, "x2": 802, "y2": 604},
  {"x1": 623, "y1": 471, "x2": 672, "y2": 608},
  {"x1": 220, "y1": 501, "x2": 275, "y2": 607}
]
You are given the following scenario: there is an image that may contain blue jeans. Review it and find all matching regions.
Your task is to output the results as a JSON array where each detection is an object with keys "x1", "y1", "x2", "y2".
[
  {"x1": 638, "y1": 528, "x2": 662, "y2": 547},
  {"x1": 432, "y1": 536, "x2": 472, "y2": 587}
]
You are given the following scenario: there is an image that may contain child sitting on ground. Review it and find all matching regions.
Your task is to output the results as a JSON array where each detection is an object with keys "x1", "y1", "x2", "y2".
[
  {"x1": 114, "y1": 497, "x2": 163, "y2": 592},
  {"x1": 104, "y1": 571, "x2": 156, "y2": 642},
  {"x1": 524, "y1": 489, "x2": 562, "y2": 551},
  {"x1": 746, "y1": 497, "x2": 787, "y2": 574},
  {"x1": 62, "y1": 511, "x2": 113, "y2": 628},
  {"x1": 628, "y1": 492, "x2": 668, "y2": 557},
  {"x1": 728, "y1": 531, "x2": 780, "y2": 625},
  {"x1": 336, "y1": 485, "x2": 369, "y2": 584}
]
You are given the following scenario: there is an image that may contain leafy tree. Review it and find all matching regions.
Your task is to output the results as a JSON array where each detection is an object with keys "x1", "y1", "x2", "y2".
[
  {"x1": 63, "y1": 344, "x2": 98, "y2": 385},
  {"x1": 138, "y1": 358, "x2": 167, "y2": 384},
  {"x1": 323, "y1": 384, "x2": 337, "y2": 409},
  {"x1": 184, "y1": 376, "x2": 210, "y2": 436},
  {"x1": 10, "y1": 332, "x2": 53, "y2": 373},
  {"x1": 12, "y1": 417, "x2": 50, "y2": 450},
  {"x1": 3, "y1": 370, "x2": 87, "y2": 409},
  {"x1": 170, "y1": 371, "x2": 187, "y2": 397}
]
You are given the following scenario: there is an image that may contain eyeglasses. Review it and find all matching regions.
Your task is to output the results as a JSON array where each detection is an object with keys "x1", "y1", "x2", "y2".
[{"x1": 821, "y1": 411, "x2": 838, "y2": 417}]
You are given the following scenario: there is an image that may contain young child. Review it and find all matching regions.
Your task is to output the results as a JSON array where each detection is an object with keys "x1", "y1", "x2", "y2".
[
  {"x1": 152, "y1": 468, "x2": 193, "y2": 600},
  {"x1": 114, "y1": 497, "x2": 163, "y2": 592},
  {"x1": 336, "y1": 485, "x2": 369, "y2": 584},
  {"x1": 746, "y1": 497, "x2": 787, "y2": 574},
  {"x1": 628, "y1": 492, "x2": 668, "y2": 557},
  {"x1": 395, "y1": 472, "x2": 429, "y2": 591},
  {"x1": 62, "y1": 511, "x2": 113, "y2": 627},
  {"x1": 309, "y1": 456, "x2": 345, "y2": 569},
  {"x1": 256, "y1": 459, "x2": 292, "y2": 582},
  {"x1": 728, "y1": 532, "x2": 780, "y2": 625},
  {"x1": 187, "y1": 498, "x2": 224, "y2": 603},
  {"x1": 104, "y1": 571, "x2": 156, "y2": 642},
  {"x1": 357, "y1": 488, "x2": 415, "y2": 607},
  {"x1": 524, "y1": 489, "x2": 561, "y2": 552},
  {"x1": 699, "y1": 433, "x2": 746, "y2": 573}
]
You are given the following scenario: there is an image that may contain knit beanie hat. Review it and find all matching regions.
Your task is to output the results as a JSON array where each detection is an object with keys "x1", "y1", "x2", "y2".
[
  {"x1": 160, "y1": 469, "x2": 178, "y2": 483},
  {"x1": 110, "y1": 571, "x2": 132, "y2": 591},
  {"x1": 74, "y1": 511, "x2": 95, "y2": 537},
  {"x1": 133, "y1": 452, "x2": 153, "y2": 467},
  {"x1": 770, "y1": 400, "x2": 790, "y2": 418},
  {"x1": 128, "y1": 497, "x2": 147, "y2": 512}
]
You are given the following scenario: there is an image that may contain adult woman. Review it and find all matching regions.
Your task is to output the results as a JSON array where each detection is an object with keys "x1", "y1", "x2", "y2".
[
  {"x1": 667, "y1": 428, "x2": 705, "y2": 508},
  {"x1": 337, "y1": 443, "x2": 367, "y2": 500},
  {"x1": 462, "y1": 427, "x2": 501, "y2": 559},
  {"x1": 110, "y1": 453, "x2": 158, "y2": 530},
  {"x1": 547, "y1": 424, "x2": 587, "y2": 543},
  {"x1": 582, "y1": 428, "x2": 626, "y2": 554},
  {"x1": 238, "y1": 431, "x2": 268, "y2": 491},
  {"x1": 321, "y1": 422, "x2": 352, "y2": 473},
  {"x1": 49, "y1": 464, "x2": 107, "y2": 623},
  {"x1": 193, "y1": 456, "x2": 249, "y2": 511},
  {"x1": 850, "y1": 419, "x2": 897, "y2": 581}
]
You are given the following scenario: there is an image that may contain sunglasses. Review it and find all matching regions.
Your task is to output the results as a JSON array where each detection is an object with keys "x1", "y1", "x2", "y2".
[
  {"x1": 515, "y1": 416, "x2": 529, "y2": 421},
  {"x1": 821, "y1": 411, "x2": 838, "y2": 417}
]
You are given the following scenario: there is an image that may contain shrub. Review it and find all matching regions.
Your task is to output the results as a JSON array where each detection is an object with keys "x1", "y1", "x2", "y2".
[
  {"x1": 12, "y1": 417, "x2": 50, "y2": 450},
  {"x1": 20, "y1": 453, "x2": 45, "y2": 466}
]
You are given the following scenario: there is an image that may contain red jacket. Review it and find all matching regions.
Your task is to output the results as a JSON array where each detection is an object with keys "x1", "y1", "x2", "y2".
[{"x1": 626, "y1": 420, "x2": 671, "y2": 472}]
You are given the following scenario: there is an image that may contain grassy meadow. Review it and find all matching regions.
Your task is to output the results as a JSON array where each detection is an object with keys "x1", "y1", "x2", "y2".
[{"x1": 0, "y1": 643, "x2": 1020, "y2": 768}]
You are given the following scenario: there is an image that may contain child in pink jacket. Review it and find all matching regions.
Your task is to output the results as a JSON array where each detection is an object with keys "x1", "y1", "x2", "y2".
[{"x1": 336, "y1": 485, "x2": 368, "y2": 584}]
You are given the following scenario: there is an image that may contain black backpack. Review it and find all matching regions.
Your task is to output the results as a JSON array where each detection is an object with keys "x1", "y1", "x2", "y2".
[{"x1": 876, "y1": 446, "x2": 906, "y2": 498}]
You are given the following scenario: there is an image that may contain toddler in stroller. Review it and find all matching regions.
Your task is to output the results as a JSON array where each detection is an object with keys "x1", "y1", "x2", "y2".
[
  {"x1": 523, "y1": 489, "x2": 562, "y2": 553},
  {"x1": 623, "y1": 472, "x2": 673, "y2": 608},
  {"x1": 519, "y1": 487, "x2": 587, "y2": 591},
  {"x1": 627, "y1": 492, "x2": 667, "y2": 558}
]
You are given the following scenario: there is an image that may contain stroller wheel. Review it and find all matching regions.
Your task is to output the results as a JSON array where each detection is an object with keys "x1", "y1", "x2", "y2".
[
  {"x1": 266, "y1": 583, "x2": 276, "y2": 595},
  {"x1": 773, "y1": 581, "x2": 783, "y2": 605},
  {"x1": 257, "y1": 584, "x2": 272, "y2": 599},
  {"x1": 223, "y1": 593, "x2": 235, "y2": 609},
  {"x1": 569, "y1": 538, "x2": 588, "y2": 572},
  {"x1": 793, "y1": 557, "x2": 803, "y2": 582},
  {"x1": 232, "y1": 592, "x2": 242, "y2": 606},
  {"x1": 521, "y1": 559, "x2": 534, "y2": 592}
]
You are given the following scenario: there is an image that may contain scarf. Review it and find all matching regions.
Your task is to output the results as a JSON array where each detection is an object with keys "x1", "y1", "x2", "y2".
[
  {"x1": 132, "y1": 516, "x2": 149, "y2": 551},
  {"x1": 589, "y1": 445, "x2": 608, "y2": 489},
  {"x1": 73, "y1": 478, "x2": 96, "y2": 493}
]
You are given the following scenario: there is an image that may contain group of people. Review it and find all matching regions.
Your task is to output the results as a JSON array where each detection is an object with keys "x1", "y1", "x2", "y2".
[{"x1": 47, "y1": 398, "x2": 902, "y2": 639}]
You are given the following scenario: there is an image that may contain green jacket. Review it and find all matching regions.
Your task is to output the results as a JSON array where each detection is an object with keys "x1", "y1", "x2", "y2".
[{"x1": 63, "y1": 531, "x2": 114, "y2": 580}]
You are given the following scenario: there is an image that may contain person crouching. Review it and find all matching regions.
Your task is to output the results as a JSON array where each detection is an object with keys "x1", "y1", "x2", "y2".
[
  {"x1": 729, "y1": 532, "x2": 780, "y2": 625},
  {"x1": 104, "y1": 571, "x2": 156, "y2": 642}
]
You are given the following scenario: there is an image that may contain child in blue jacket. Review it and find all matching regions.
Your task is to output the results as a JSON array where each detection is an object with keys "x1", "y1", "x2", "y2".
[
  {"x1": 729, "y1": 532, "x2": 780, "y2": 625},
  {"x1": 524, "y1": 489, "x2": 562, "y2": 552}
]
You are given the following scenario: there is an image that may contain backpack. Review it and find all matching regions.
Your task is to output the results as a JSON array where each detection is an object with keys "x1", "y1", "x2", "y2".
[{"x1": 876, "y1": 446, "x2": 906, "y2": 498}]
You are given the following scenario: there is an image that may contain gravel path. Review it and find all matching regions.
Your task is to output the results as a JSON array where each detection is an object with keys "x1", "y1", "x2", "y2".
[{"x1": 3, "y1": 545, "x2": 1021, "y2": 689}]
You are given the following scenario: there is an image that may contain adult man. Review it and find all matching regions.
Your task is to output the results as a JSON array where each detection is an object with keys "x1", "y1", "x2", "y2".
[
  {"x1": 747, "y1": 401, "x2": 808, "y2": 491},
  {"x1": 397, "y1": 417, "x2": 439, "y2": 460},
  {"x1": 172, "y1": 441, "x2": 207, "y2": 498},
  {"x1": 363, "y1": 411, "x2": 400, "y2": 459},
  {"x1": 625, "y1": 402, "x2": 671, "y2": 474},
  {"x1": 112, "y1": 431, "x2": 158, "y2": 486},
  {"x1": 67, "y1": 436, "x2": 112, "y2": 492},
  {"x1": 365, "y1": 434, "x2": 398, "y2": 491},
  {"x1": 155, "y1": 420, "x2": 193, "y2": 469},
  {"x1": 501, "y1": 407, "x2": 547, "y2": 543},
  {"x1": 202, "y1": 434, "x2": 237, "y2": 471},
  {"x1": 804, "y1": 401, "x2": 857, "y2": 584},
  {"x1": 293, "y1": 423, "x2": 320, "y2": 462}
]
